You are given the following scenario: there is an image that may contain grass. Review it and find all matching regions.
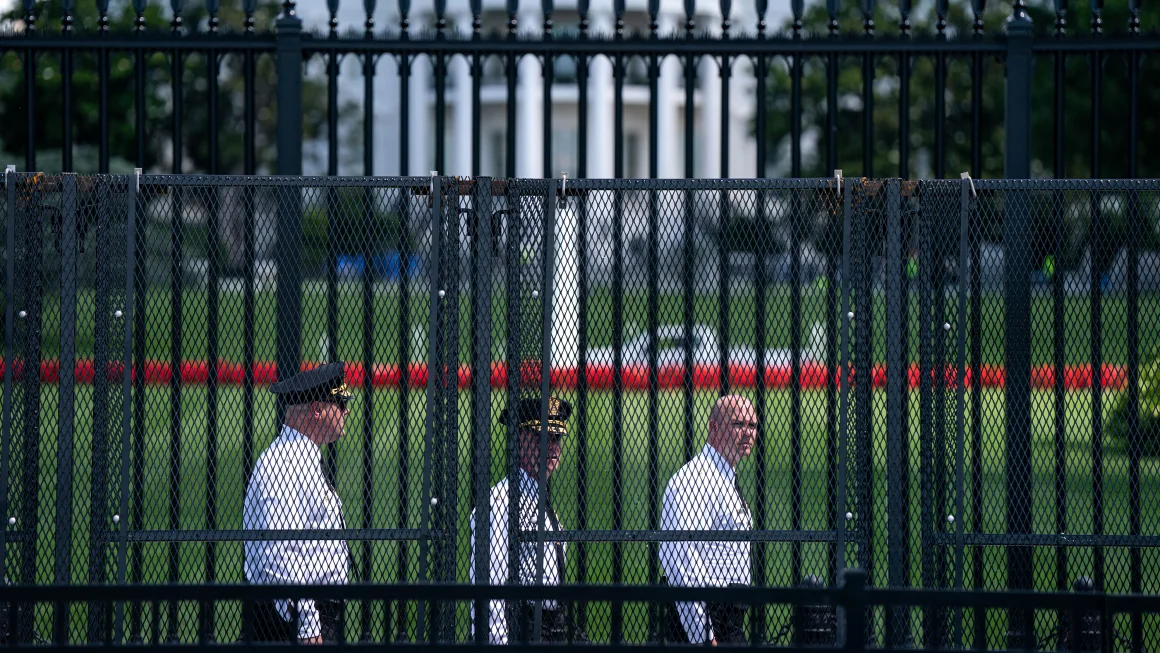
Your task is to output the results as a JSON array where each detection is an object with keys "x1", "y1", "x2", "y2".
[
  {"x1": 6, "y1": 384, "x2": 1160, "y2": 645},
  {"x1": 18, "y1": 284, "x2": 1160, "y2": 366}
]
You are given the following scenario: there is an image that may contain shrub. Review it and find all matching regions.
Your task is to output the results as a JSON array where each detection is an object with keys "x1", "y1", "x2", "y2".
[{"x1": 1106, "y1": 348, "x2": 1160, "y2": 456}]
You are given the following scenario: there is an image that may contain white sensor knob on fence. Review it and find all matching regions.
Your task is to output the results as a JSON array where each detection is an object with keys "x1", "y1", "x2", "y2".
[
  {"x1": 944, "y1": 322, "x2": 951, "y2": 331},
  {"x1": 532, "y1": 290, "x2": 539, "y2": 298},
  {"x1": 113, "y1": 515, "x2": 120, "y2": 525},
  {"x1": 438, "y1": 290, "x2": 445, "y2": 299},
  {"x1": 430, "y1": 497, "x2": 438, "y2": 507},
  {"x1": 7, "y1": 517, "x2": 14, "y2": 526},
  {"x1": 847, "y1": 312, "x2": 854, "y2": 320},
  {"x1": 17, "y1": 311, "x2": 26, "y2": 319},
  {"x1": 946, "y1": 515, "x2": 955, "y2": 523},
  {"x1": 114, "y1": 310, "x2": 123, "y2": 319},
  {"x1": 845, "y1": 512, "x2": 853, "y2": 521}
]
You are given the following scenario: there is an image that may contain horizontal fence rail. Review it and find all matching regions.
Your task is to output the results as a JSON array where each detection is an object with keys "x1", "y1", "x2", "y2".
[
  {"x1": 5, "y1": 172, "x2": 1160, "y2": 649},
  {"x1": 4, "y1": 569, "x2": 1160, "y2": 650}
]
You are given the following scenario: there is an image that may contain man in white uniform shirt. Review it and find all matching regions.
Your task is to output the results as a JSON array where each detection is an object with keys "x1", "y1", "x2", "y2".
[
  {"x1": 659, "y1": 394, "x2": 758, "y2": 645},
  {"x1": 243, "y1": 362, "x2": 353, "y2": 644},
  {"x1": 469, "y1": 395, "x2": 587, "y2": 644}
]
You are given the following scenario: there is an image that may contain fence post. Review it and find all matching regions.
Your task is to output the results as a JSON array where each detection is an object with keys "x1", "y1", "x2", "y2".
[
  {"x1": 884, "y1": 179, "x2": 907, "y2": 647},
  {"x1": 471, "y1": 177, "x2": 494, "y2": 646},
  {"x1": 1, "y1": 166, "x2": 14, "y2": 580},
  {"x1": 274, "y1": 1, "x2": 303, "y2": 392},
  {"x1": 840, "y1": 568, "x2": 868, "y2": 653},
  {"x1": 1004, "y1": 4, "x2": 1034, "y2": 649}
]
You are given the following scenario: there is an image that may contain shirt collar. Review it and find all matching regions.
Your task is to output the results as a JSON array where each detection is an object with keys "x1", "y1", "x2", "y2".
[
  {"x1": 280, "y1": 425, "x2": 320, "y2": 458},
  {"x1": 517, "y1": 468, "x2": 544, "y2": 496},
  {"x1": 702, "y1": 443, "x2": 735, "y2": 483}
]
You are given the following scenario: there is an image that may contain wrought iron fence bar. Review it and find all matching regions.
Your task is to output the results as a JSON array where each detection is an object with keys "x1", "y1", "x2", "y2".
[
  {"x1": 504, "y1": 174, "x2": 523, "y2": 616},
  {"x1": 967, "y1": 182, "x2": 984, "y2": 652},
  {"x1": 884, "y1": 180, "x2": 904, "y2": 647},
  {"x1": 417, "y1": 176, "x2": 443, "y2": 637},
  {"x1": 682, "y1": 183, "x2": 694, "y2": 459},
  {"x1": 951, "y1": 179, "x2": 970, "y2": 647},
  {"x1": 434, "y1": 50, "x2": 446, "y2": 177},
  {"x1": 98, "y1": 45, "x2": 109, "y2": 173},
  {"x1": 166, "y1": 180, "x2": 184, "y2": 640},
  {"x1": 2, "y1": 580, "x2": 856, "y2": 605},
  {"x1": 611, "y1": 111, "x2": 627, "y2": 645},
  {"x1": 114, "y1": 171, "x2": 138, "y2": 644},
  {"x1": 4, "y1": 33, "x2": 1159, "y2": 53},
  {"x1": 23, "y1": 47, "x2": 35, "y2": 171},
  {"x1": 529, "y1": 529, "x2": 840, "y2": 543},
  {"x1": 136, "y1": 175, "x2": 435, "y2": 187},
  {"x1": 128, "y1": 173, "x2": 146, "y2": 642},
  {"x1": 1089, "y1": 59, "x2": 1106, "y2": 593},
  {"x1": 754, "y1": 181, "x2": 769, "y2": 582},
  {"x1": 575, "y1": 178, "x2": 590, "y2": 605},
  {"x1": 470, "y1": 175, "x2": 493, "y2": 646},
  {"x1": 534, "y1": 179, "x2": 559, "y2": 642},
  {"x1": 931, "y1": 533, "x2": 1160, "y2": 547},
  {"x1": 55, "y1": 174, "x2": 78, "y2": 589},
  {"x1": 853, "y1": 183, "x2": 872, "y2": 578},
  {"x1": 1051, "y1": 183, "x2": 1067, "y2": 599},
  {"x1": 1002, "y1": 19, "x2": 1034, "y2": 646},
  {"x1": 568, "y1": 178, "x2": 838, "y2": 191},
  {"x1": 918, "y1": 176, "x2": 935, "y2": 644},
  {"x1": 87, "y1": 178, "x2": 113, "y2": 642},
  {"x1": 471, "y1": 11, "x2": 482, "y2": 176},
  {"x1": 205, "y1": 186, "x2": 221, "y2": 636},
  {"x1": 504, "y1": 27, "x2": 516, "y2": 178},
  {"x1": 646, "y1": 183, "x2": 660, "y2": 594},
  {"x1": 357, "y1": 180, "x2": 375, "y2": 640},
  {"x1": 61, "y1": 43, "x2": 73, "y2": 173},
  {"x1": 1, "y1": 169, "x2": 13, "y2": 571},
  {"x1": 836, "y1": 179, "x2": 852, "y2": 577}
]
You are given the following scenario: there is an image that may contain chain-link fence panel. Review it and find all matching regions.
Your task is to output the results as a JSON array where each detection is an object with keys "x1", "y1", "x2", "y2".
[{"x1": 8, "y1": 174, "x2": 1160, "y2": 650}]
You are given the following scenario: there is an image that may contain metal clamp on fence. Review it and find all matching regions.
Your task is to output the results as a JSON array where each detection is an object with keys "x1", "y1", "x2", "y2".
[{"x1": 960, "y1": 172, "x2": 977, "y2": 197}]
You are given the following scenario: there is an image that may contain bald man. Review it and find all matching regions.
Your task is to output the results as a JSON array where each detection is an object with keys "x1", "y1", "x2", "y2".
[{"x1": 658, "y1": 395, "x2": 758, "y2": 645}]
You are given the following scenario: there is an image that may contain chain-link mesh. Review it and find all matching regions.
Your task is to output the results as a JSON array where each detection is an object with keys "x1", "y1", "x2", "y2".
[{"x1": 6, "y1": 174, "x2": 1160, "y2": 649}]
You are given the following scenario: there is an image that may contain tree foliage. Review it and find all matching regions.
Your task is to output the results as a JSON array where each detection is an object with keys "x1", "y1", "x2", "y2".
[
  {"x1": 0, "y1": 1, "x2": 346, "y2": 174},
  {"x1": 761, "y1": 0, "x2": 1160, "y2": 182}
]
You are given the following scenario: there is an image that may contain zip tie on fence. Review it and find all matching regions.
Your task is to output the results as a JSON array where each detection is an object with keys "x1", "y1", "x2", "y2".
[
  {"x1": 558, "y1": 172, "x2": 568, "y2": 209},
  {"x1": 134, "y1": 167, "x2": 141, "y2": 192},
  {"x1": 960, "y1": 171, "x2": 977, "y2": 198},
  {"x1": 833, "y1": 169, "x2": 843, "y2": 194}
]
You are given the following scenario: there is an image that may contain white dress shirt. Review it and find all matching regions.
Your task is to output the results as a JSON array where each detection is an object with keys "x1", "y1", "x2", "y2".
[
  {"x1": 659, "y1": 443, "x2": 752, "y2": 643},
  {"x1": 468, "y1": 469, "x2": 566, "y2": 645},
  {"x1": 243, "y1": 426, "x2": 349, "y2": 640}
]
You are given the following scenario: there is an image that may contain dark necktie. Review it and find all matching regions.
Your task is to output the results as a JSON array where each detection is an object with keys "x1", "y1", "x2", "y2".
[
  {"x1": 544, "y1": 492, "x2": 567, "y2": 583},
  {"x1": 733, "y1": 478, "x2": 750, "y2": 513}
]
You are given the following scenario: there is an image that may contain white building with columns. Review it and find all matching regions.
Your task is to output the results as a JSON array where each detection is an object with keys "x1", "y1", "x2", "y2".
[{"x1": 298, "y1": 0, "x2": 785, "y2": 180}]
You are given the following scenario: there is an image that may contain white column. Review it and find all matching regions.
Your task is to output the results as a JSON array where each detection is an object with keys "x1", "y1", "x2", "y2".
[
  {"x1": 409, "y1": 54, "x2": 432, "y2": 175},
  {"x1": 516, "y1": 8, "x2": 544, "y2": 178},
  {"x1": 586, "y1": 10, "x2": 615, "y2": 178},
  {"x1": 656, "y1": 11, "x2": 681, "y2": 179},
  {"x1": 450, "y1": 13, "x2": 474, "y2": 177},
  {"x1": 698, "y1": 52, "x2": 722, "y2": 179}
]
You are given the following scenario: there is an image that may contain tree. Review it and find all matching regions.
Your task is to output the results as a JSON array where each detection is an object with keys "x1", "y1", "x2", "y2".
[
  {"x1": 0, "y1": 1, "x2": 353, "y2": 175},
  {"x1": 758, "y1": 1, "x2": 1160, "y2": 275}
]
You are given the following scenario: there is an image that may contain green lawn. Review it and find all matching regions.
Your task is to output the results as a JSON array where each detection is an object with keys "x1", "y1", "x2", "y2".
[
  {"x1": 20, "y1": 284, "x2": 1160, "y2": 366},
  {"x1": 6, "y1": 384, "x2": 1160, "y2": 645}
]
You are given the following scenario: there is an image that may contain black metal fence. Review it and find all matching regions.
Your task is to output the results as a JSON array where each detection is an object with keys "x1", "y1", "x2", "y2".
[
  {"x1": 4, "y1": 171, "x2": 1160, "y2": 648},
  {"x1": 7, "y1": 569, "x2": 1160, "y2": 650},
  {"x1": 2, "y1": 0, "x2": 1160, "y2": 181}
]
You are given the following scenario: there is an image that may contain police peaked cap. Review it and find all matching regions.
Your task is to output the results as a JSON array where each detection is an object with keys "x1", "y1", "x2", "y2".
[
  {"x1": 500, "y1": 396, "x2": 572, "y2": 437},
  {"x1": 269, "y1": 362, "x2": 354, "y2": 406}
]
